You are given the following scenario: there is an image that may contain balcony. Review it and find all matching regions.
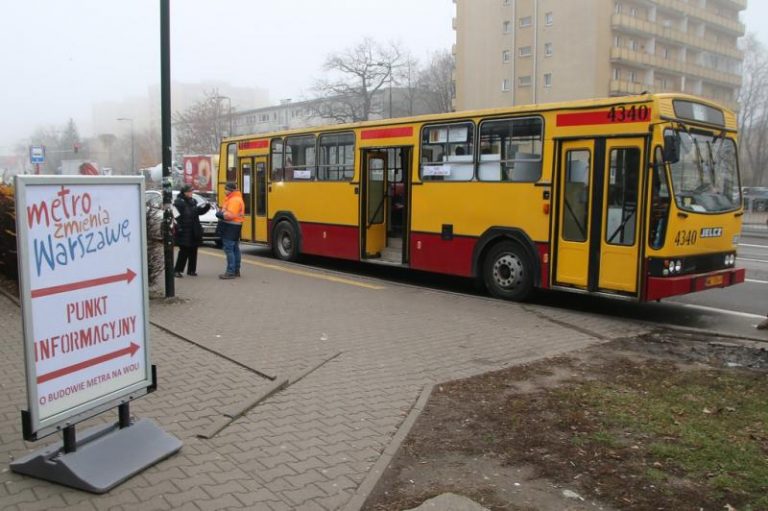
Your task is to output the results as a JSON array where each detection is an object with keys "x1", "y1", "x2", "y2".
[
  {"x1": 611, "y1": 14, "x2": 742, "y2": 60},
  {"x1": 609, "y1": 80, "x2": 650, "y2": 95},
  {"x1": 654, "y1": 0, "x2": 745, "y2": 36},
  {"x1": 611, "y1": 47, "x2": 741, "y2": 87}
]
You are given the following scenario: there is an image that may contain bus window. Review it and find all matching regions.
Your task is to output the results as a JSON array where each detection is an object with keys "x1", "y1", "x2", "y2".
[
  {"x1": 649, "y1": 147, "x2": 671, "y2": 249},
  {"x1": 285, "y1": 135, "x2": 316, "y2": 181},
  {"x1": 270, "y1": 139, "x2": 283, "y2": 181},
  {"x1": 605, "y1": 148, "x2": 640, "y2": 246},
  {"x1": 318, "y1": 132, "x2": 355, "y2": 181},
  {"x1": 420, "y1": 122, "x2": 474, "y2": 181},
  {"x1": 563, "y1": 150, "x2": 590, "y2": 242},
  {"x1": 478, "y1": 117, "x2": 543, "y2": 182},
  {"x1": 227, "y1": 143, "x2": 237, "y2": 182}
]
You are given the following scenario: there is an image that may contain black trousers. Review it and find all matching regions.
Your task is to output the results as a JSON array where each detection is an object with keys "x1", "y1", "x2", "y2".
[{"x1": 174, "y1": 246, "x2": 199, "y2": 274}]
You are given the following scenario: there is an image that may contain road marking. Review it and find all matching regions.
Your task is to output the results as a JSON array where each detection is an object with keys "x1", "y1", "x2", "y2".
[
  {"x1": 746, "y1": 278, "x2": 768, "y2": 284},
  {"x1": 676, "y1": 303, "x2": 765, "y2": 319},
  {"x1": 200, "y1": 249, "x2": 385, "y2": 290},
  {"x1": 738, "y1": 257, "x2": 768, "y2": 263},
  {"x1": 739, "y1": 243, "x2": 768, "y2": 249}
]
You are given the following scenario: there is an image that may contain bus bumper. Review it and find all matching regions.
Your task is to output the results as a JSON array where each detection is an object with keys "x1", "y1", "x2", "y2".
[{"x1": 645, "y1": 267, "x2": 746, "y2": 301}]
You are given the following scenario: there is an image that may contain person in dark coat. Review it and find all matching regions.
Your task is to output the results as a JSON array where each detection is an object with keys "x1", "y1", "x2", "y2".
[{"x1": 173, "y1": 185, "x2": 211, "y2": 277}]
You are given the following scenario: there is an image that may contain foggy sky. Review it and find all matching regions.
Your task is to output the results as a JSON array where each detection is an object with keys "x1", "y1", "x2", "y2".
[{"x1": 1, "y1": 0, "x2": 767, "y2": 152}]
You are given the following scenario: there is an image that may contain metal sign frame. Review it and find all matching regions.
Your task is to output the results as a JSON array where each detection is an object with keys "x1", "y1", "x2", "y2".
[{"x1": 15, "y1": 175, "x2": 153, "y2": 440}]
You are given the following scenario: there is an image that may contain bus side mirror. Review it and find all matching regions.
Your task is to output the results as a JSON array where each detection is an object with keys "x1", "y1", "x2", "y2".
[{"x1": 663, "y1": 134, "x2": 680, "y2": 164}]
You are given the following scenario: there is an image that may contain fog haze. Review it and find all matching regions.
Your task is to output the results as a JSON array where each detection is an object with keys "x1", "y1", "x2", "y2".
[{"x1": 2, "y1": 0, "x2": 767, "y2": 153}]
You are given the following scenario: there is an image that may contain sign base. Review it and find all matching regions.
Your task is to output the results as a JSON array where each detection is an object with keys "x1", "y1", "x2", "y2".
[{"x1": 10, "y1": 418, "x2": 181, "y2": 493}]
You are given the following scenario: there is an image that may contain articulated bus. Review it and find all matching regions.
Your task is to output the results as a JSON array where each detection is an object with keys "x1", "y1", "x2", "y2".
[{"x1": 216, "y1": 93, "x2": 745, "y2": 302}]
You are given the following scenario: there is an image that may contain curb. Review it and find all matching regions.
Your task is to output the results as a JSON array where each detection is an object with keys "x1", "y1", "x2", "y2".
[{"x1": 342, "y1": 383, "x2": 435, "y2": 511}]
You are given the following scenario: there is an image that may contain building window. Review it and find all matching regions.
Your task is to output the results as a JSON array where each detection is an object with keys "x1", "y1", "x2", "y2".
[
  {"x1": 613, "y1": 68, "x2": 621, "y2": 80},
  {"x1": 628, "y1": 71, "x2": 636, "y2": 82},
  {"x1": 545, "y1": 42, "x2": 553, "y2": 56},
  {"x1": 518, "y1": 75, "x2": 532, "y2": 87},
  {"x1": 503, "y1": 0, "x2": 511, "y2": 4},
  {"x1": 545, "y1": 12, "x2": 553, "y2": 25},
  {"x1": 519, "y1": 46, "x2": 532, "y2": 57},
  {"x1": 502, "y1": 50, "x2": 511, "y2": 63},
  {"x1": 503, "y1": 21, "x2": 511, "y2": 33},
  {"x1": 614, "y1": 2, "x2": 622, "y2": 14},
  {"x1": 502, "y1": 79, "x2": 511, "y2": 91},
  {"x1": 614, "y1": 36, "x2": 622, "y2": 48},
  {"x1": 519, "y1": 16, "x2": 532, "y2": 27},
  {"x1": 544, "y1": 73, "x2": 552, "y2": 87}
]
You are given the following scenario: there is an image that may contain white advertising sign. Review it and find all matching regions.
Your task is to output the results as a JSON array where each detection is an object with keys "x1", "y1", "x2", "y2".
[
  {"x1": 422, "y1": 165, "x2": 451, "y2": 177},
  {"x1": 15, "y1": 176, "x2": 152, "y2": 438}
]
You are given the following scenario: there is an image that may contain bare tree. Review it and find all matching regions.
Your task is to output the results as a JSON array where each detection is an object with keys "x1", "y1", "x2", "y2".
[
  {"x1": 173, "y1": 90, "x2": 231, "y2": 155},
  {"x1": 312, "y1": 38, "x2": 404, "y2": 123},
  {"x1": 738, "y1": 34, "x2": 768, "y2": 187},
  {"x1": 417, "y1": 50, "x2": 455, "y2": 114}
]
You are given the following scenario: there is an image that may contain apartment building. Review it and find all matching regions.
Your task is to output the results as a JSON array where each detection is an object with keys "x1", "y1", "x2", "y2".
[{"x1": 453, "y1": 0, "x2": 745, "y2": 111}]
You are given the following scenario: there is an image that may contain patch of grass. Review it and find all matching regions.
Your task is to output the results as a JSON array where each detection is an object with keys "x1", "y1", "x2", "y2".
[{"x1": 554, "y1": 362, "x2": 768, "y2": 508}]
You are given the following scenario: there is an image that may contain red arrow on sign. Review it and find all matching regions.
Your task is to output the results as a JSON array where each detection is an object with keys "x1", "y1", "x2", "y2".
[
  {"x1": 37, "y1": 342, "x2": 140, "y2": 384},
  {"x1": 31, "y1": 268, "x2": 137, "y2": 299}
]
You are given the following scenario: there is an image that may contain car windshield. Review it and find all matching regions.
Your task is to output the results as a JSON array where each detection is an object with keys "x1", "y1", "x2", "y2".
[{"x1": 667, "y1": 129, "x2": 741, "y2": 213}]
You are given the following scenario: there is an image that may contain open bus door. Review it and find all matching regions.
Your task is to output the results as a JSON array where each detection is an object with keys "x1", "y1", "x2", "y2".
[
  {"x1": 554, "y1": 138, "x2": 644, "y2": 295},
  {"x1": 362, "y1": 151, "x2": 388, "y2": 258},
  {"x1": 237, "y1": 155, "x2": 268, "y2": 243}
]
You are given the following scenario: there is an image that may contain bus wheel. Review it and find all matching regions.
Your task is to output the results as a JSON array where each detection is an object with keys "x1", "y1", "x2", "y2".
[
  {"x1": 482, "y1": 241, "x2": 533, "y2": 301},
  {"x1": 273, "y1": 222, "x2": 298, "y2": 261}
]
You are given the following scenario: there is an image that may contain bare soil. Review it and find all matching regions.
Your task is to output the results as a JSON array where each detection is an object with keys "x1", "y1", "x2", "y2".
[{"x1": 363, "y1": 330, "x2": 768, "y2": 511}]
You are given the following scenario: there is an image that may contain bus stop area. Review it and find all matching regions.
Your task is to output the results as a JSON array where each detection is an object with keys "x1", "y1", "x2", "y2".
[{"x1": 0, "y1": 246, "x2": 651, "y2": 510}]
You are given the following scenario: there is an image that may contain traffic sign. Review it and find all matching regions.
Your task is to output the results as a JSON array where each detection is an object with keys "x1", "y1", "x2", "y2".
[
  {"x1": 14, "y1": 176, "x2": 152, "y2": 439},
  {"x1": 29, "y1": 145, "x2": 45, "y2": 164}
]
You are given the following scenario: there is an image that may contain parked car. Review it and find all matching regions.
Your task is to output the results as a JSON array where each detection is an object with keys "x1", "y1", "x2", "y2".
[{"x1": 145, "y1": 190, "x2": 221, "y2": 247}]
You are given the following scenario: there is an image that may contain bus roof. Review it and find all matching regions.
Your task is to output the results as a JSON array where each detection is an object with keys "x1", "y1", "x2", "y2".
[{"x1": 222, "y1": 93, "x2": 736, "y2": 143}]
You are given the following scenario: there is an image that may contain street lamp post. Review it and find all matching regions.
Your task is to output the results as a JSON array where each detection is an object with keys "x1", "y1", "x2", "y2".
[
  {"x1": 116, "y1": 117, "x2": 134, "y2": 174},
  {"x1": 215, "y1": 95, "x2": 233, "y2": 137}
]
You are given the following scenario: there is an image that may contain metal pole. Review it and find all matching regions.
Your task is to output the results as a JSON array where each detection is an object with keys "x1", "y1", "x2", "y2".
[
  {"x1": 161, "y1": 0, "x2": 174, "y2": 298},
  {"x1": 388, "y1": 63, "x2": 393, "y2": 118},
  {"x1": 130, "y1": 123, "x2": 135, "y2": 175}
]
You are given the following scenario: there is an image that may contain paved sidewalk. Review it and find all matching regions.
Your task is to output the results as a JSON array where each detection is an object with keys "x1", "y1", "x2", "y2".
[{"x1": 0, "y1": 246, "x2": 651, "y2": 510}]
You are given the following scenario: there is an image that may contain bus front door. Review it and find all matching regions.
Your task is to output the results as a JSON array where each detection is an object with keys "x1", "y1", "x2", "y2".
[
  {"x1": 555, "y1": 138, "x2": 643, "y2": 295},
  {"x1": 239, "y1": 157, "x2": 253, "y2": 241},
  {"x1": 362, "y1": 151, "x2": 387, "y2": 258}
]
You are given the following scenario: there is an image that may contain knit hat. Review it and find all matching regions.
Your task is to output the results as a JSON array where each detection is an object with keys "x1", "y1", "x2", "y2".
[
  {"x1": 225, "y1": 181, "x2": 237, "y2": 192},
  {"x1": 179, "y1": 184, "x2": 192, "y2": 194}
]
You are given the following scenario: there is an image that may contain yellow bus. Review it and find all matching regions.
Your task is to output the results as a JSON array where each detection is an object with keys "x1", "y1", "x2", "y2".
[{"x1": 216, "y1": 93, "x2": 745, "y2": 301}]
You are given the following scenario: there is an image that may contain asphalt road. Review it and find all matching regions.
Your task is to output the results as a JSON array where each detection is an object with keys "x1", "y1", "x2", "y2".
[{"x1": 237, "y1": 233, "x2": 768, "y2": 341}]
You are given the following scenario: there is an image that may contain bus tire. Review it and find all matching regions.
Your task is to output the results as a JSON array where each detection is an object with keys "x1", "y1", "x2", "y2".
[
  {"x1": 273, "y1": 221, "x2": 298, "y2": 261},
  {"x1": 482, "y1": 241, "x2": 533, "y2": 301}
]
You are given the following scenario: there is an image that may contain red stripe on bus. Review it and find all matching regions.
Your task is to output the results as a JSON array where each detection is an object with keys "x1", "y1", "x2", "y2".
[
  {"x1": 361, "y1": 127, "x2": 413, "y2": 140},
  {"x1": 556, "y1": 109, "x2": 650, "y2": 127},
  {"x1": 239, "y1": 139, "x2": 269, "y2": 150},
  {"x1": 409, "y1": 232, "x2": 475, "y2": 277},
  {"x1": 299, "y1": 222, "x2": 359, "y2": 261}
]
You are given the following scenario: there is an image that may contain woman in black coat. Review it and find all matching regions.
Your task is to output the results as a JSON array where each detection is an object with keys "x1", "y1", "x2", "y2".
[{"x1": 173, "y1": 185, "x2": 211, "y2": 277}]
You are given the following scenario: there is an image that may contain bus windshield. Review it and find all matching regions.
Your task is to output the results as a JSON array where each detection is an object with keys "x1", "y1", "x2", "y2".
[{"x1": 667, "y1": 129, "x2": 740, "y2": 213}]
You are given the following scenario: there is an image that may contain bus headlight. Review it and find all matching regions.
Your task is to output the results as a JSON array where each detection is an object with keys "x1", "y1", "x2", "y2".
[
  {"x1": 674, "y1": 260, "x2": 682, "y2": 273},
  {"x1": 724, "y1": 254, "x2": 736, "y2": 266}
]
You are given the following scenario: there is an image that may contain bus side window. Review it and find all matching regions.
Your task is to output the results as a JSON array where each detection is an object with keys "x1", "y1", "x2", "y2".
[
  {"x1": 270, "y1": 139, "x2": 283, "y2": 182},
  {"x1": 649, "y1": 147, "x2": 671, "y2": 249},
  {"x1": 420, "y1": 122, "x2": 474, "y2": 181},
  {"x1": 227, "y1": 143, "x2": 237, "y2": 182}
]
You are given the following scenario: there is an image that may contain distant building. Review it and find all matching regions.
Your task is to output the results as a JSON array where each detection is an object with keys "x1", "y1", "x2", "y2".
[
  {"x1": 453, "y1": 0, "x2": 745, "y2": 111},
  {"x1": 231, "y1": 87, "x2": 445, "y2": 136}
]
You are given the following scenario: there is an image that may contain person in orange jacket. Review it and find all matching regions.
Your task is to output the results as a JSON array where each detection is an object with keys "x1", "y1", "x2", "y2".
[{"x1": 215, "y1": 181, "x2": 245, "y2": 279}]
